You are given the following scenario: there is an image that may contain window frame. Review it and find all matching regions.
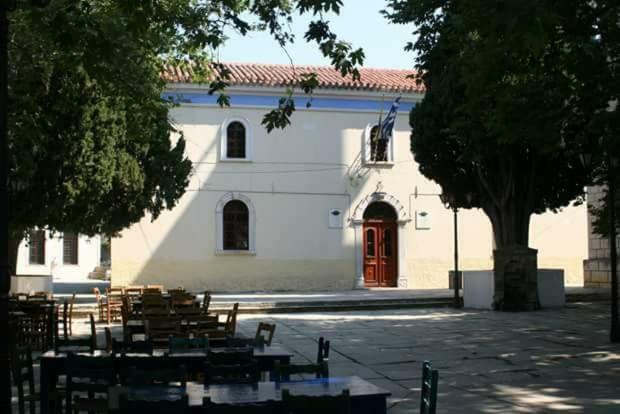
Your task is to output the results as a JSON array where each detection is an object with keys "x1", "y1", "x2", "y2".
[
  {"x1": 363, "y1": 123, "x2": 394, "y2": 165},
  {"x1": 220, "y1": 118, "x2": 252, "y2": 162},
  {"x1": 215, "y1": 192, "x2": 256, "y2": 255},
  {"x1": 63, "y1": 232, "x2": 79, "y2": 265},
  {"x1": 222, "y1": 200, "x2": 250, "y2": 251},
  {"x1": 28, "y1": 230, "x2": 46, "y2": 266}
]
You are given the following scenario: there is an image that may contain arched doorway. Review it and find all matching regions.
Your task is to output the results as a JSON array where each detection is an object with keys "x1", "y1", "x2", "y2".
[{"x1": 363, "y1": 202, "x2": 398, "y2": 287}]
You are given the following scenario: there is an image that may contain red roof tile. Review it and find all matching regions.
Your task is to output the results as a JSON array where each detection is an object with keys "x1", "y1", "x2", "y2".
[{"x1": 163, "y1": 62, "x2": 423, "y2": 94}]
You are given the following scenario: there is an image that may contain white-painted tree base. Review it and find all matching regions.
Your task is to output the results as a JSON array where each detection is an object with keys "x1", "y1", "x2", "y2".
[{"x1": 463, "y1": 269, "x2": 565, "y2": 310}]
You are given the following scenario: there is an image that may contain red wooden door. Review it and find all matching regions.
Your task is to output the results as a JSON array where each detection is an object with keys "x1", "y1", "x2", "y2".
[{"x1": 363, "y1": 221, "x2": 397, "y2": 287}]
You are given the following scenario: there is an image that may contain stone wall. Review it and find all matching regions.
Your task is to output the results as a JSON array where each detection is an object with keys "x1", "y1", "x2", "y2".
[{"x1": 583, "y1": 186, "x2": 618, "y2": 288}]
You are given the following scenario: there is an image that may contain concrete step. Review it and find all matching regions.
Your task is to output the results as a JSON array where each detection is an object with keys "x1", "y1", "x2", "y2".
[{"x1": 58, "y1": 288, "x2": 610, "y2": 317}]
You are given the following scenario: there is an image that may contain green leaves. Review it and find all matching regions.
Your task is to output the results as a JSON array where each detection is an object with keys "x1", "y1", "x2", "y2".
[{"x1": 385, "y1": 0, "x2": 619, "y2": 247}]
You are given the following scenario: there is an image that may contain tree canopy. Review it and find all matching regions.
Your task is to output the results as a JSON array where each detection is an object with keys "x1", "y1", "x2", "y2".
[
  {"x1": 384, "y1": 0, "x2": 619, "y2": 249},
  {"x1": 8, "y1": 0, "x2": 364, "y2": 242}
]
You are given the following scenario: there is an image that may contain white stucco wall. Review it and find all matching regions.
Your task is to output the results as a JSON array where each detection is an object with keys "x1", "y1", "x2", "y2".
[
  {"x1": 111, "y1": 86, "x2": 587, "y2": 291},
  {"x1": 17, "y1": 232, "x2": 102, "y2": 282}
]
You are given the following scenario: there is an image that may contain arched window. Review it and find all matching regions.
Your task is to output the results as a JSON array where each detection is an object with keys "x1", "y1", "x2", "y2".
[
  {"x1": 223, "y1": 200, "x2": 249, "y2": 250},
  {"x1": 226, "y1": 121, "x2": 246, "y2": 159}
]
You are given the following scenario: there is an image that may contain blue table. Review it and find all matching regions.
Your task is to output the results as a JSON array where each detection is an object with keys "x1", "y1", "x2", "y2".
[{"x1": 112, "y1": 376, "x2": 390, "y2": 414}]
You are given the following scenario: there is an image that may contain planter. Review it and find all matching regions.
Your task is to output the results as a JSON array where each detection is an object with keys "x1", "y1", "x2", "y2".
[
  {"x1": 11, "y1": 274, "x2": 53, "y2": 294},
  {"x1": 463, "y1": 269, "x2": 565, "y2": 310}
]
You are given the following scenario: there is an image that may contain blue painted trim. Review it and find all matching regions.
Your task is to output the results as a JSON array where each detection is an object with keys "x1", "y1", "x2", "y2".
[{"x1": 162, "y1": 92, "x2": 415, "y2": 112}]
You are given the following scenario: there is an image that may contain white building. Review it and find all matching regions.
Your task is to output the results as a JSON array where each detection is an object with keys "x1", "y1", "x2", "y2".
[
  {"x1": 16, "y1": 231, "x2": 103, "y2": 282},
  {"x1": 111, "y1": 63, "x2": 588, "y2": 292}
]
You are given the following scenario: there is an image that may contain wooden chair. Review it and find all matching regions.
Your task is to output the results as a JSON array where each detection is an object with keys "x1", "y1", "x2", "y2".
[
  {"x1": 124, "y1": 363, "x2": 188, "y2": 387},
  {"x1": 168, "y1": 335, "x2": 209, "y2": 354},
  {"x1": 255, "y1": 322, "x2": 276, "y2": 346},
  {"x1": 145, "y1": 284, "x2": 164, "y2": 292},
  {"x1": 171, "y1": 293, "x2": 196, "y2": 309},
  {"x1": 58, "y1": 293, "x2": 77, "y2": 337},
  {"x1": 184, "y1": 314, "x2": 220, "y2": 338},
  {"x1": 420, "y1": 361, "x2": 439, "y2": 414},
  {"x1": 145, "y1": 317, "x2": 181, "y2": 346},
  {"x1": 105, "y1": 288, "x2": 123, "y2": 324},
  {"x1": 205, "y1": 361, "x2": 260, "y2": 385},
  {"x1": 56, "y1": 313, "x2": 97, "y2": 353},
  {"x1": 142, "y1": 294, "x2": 168, "y2": 313},
  {"x1": 217, "y1": 302, "x2": 239, "y2": 336},
  {"x1": 201, "y1": 291, "x2": 212, "y2": 314},
  {"x1": 202, "y1": 398, "x2": 277, "y2": 413},
  {"x1": 273, "y1": 360, "x2": 329, "y2": 382},
  {"x1": 317, "y1": 337, "x2": 330, "y2": 363},
  {"x1": 119, "y1": 394, "x2": 188, "y2": 413},
  {"x1": 206, "y1": 347, "x2": 259, "y2": 384},
  {"x1": 281, "y1": 388, "x2": 351, "y2": 414},
  {"x1": 10, "y1": 344, "x2": 63, "y2": 414},
  {"x1": 123, "y1": 338, "x2": 154, "y2": 354},
  {"x1": 226, "y1": 336, "x2": 264, "y2": 348},
  {"x1": 93, "y1": 288, "x2": 106, "y2": 322},
  {"x1": 65, "y1": 353, "x2": 117, "y2": 414},
  {"x1": 124, "y1": 286, "x2": 143, "y2": 297},
  {"x1": 168, "y1": 287, "x2": 186, "y2": 296}
]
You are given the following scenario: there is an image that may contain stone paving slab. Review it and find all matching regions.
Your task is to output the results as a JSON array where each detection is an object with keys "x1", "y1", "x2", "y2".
[
  {"x1": 232, "y1": 303, "x2": 620, "y2": 413},
  {"x1": 30, "y1": 302, "x2": 620, "y2": 413}
]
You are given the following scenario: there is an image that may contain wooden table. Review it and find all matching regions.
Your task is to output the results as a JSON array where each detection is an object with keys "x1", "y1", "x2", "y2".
[
  {"x1": 40, "y1": 346, "x2": 293, "y2": 414},
  {"x1": 109, "y1": 376, "x2": 390, "y2": 414}
]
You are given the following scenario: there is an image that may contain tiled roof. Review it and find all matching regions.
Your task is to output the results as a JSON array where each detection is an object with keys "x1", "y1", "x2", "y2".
[{"x1": 163, "y1": 62, "x2": 423, "y2": 93}]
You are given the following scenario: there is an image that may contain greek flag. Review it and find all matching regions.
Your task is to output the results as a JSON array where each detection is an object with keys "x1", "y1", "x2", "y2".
[{"x1": 380, "y1": 97, "x2": 401, "y2": 141}]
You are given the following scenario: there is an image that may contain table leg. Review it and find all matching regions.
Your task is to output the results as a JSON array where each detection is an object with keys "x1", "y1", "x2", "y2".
[
  {"x1": 268, "y1": 356, "x2": 290, "y2": 382},
  {"x1": 40, "y1": 357, "x2": 56, "y2": 414}
]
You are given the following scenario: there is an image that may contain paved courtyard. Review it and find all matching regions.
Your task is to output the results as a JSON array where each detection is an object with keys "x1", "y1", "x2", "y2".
[
  {"x1": 231, "y1": 303, "x2": 619, "y2": 413},
  {"x1": 30, "y1": 302, "x2": 620, "y2": 413}
]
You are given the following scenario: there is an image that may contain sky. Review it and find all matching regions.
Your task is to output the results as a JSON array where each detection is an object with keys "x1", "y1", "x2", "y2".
[{"x1": 218, "y1": 1, "x2": 417, "y2": 70}]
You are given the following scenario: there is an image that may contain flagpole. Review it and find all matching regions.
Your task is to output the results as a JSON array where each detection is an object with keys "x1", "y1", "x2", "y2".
[{"x1": 373, "y1": 94, "x2": 385, "y2": 164}]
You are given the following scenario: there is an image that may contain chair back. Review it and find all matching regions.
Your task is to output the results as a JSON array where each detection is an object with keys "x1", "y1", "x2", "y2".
[
  {"x1": 201, "y1": 291, "x2": 212, "y2": 313},
  {"x1": 203, "y1": 398, "x2": 277, "y2": 413},
  {"x1": 273, "y1": 360, "x2": 329, "y2": 382},
  {"x1": 205, "y1": 361, "x2": 260, "y2": 385},
  {"x1": 317, "y1": 337, "x2": 330, "y2": 363},
  {"x1": 171, "y1": 293, "x2": 196, "y2": 308},
  {"x1": 145, "y1": 317, "x2": 181, "y2": 344},
  {"x1": 65, "y1": 354, "x2": 117, "y2": 413},
  {"x1": 255, "y1": 322, "x2": 276, "y2": 346},
  {"x1": 146, "y1": 284, "x2": 164, "y2": 292},
  {"x1": 10, "y1": 345, "x2": 36, "y2": 414},
  {"x1": 169, "y1": 336, "x2": 209, "y2": 354},
  {"x1": 224, "y1": 303, "x2": 239, "y2": 336},
  {"x1": 420, "y1": 361, "x2": 439, "y2": 414},
  {"x1": 281, "y1": 388, "x2": 351, "y2": 414},
  {"x1": 124, "y1": 363, "x2": 188, "y2": 387},
  {"x1": 168, "y1": 287, "x2": 186, "y2": 295}
]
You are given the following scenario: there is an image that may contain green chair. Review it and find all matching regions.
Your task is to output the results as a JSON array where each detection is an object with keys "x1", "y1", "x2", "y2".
[
  {"x1": 168, "y1": 335, "x2": 209, "y2": 354},
  {"x1": 281, "y1": 388, "x2": 350, "y2": 414},
  {"x1": 273, "y1": 360, "x2": 329, "y2": 382},
  {"x1": 420, "y1": 361, "x2": 439, "y2": 414}
]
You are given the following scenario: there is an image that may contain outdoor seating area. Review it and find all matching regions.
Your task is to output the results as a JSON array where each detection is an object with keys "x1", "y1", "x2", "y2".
[{"x1": 9, "y1": 290, "x2": 446, "y2": 414}]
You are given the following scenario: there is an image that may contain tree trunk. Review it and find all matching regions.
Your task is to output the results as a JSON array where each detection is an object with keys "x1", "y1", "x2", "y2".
[
  {"x1": 483, "y1": 203, "x2": 540, "y2": 311},
  {"x1": 8, "y1": 238, "x2": 19, "y2": 277}
]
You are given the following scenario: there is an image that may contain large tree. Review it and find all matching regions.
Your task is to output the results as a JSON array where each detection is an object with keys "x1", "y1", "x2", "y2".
[
  {"x1": 3, "y1": 0, "x2": 363, "y2": 408},
  {"x1": 385, "y1": 0, "x2": 619, "y2": 310},
  {"x1": 7, "y1": 0, "x2": 364, "y2": 268}
]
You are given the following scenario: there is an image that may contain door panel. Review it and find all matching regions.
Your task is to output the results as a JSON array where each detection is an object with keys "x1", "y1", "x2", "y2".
[
  {"x1": 363, "y1": 221, "x2": 397, "y2": 287},
  {"x1": 363, "y1": 226, "x2": 379, "y2": 286},
  {"x1": 379, "y1": 225, "x2": 397, "y2": 287}
]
